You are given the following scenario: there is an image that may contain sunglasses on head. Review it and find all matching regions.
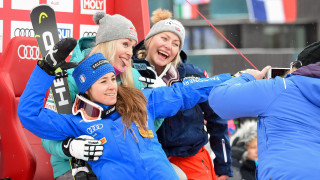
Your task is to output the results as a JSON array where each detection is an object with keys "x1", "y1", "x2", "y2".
[{"x1": 72, "y1": 94, "x2": 116, "y2": 122}]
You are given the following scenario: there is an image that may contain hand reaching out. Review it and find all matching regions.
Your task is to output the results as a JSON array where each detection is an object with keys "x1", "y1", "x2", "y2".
[
  {"x1": 241, "y1": 66, "x2": 271, "y2": 80},
  {"x1": 137, "y1": 65, "x2": 166, "y2": 88},
  {"x1": 217, "y1": 175, "x2": 229, "y2": 180},
  {"x1": 38, "y1": 38, "x2": 77, "y2": 75},
  {"x1": 133, "y1": 59, "x2": 166, "y2": 88}
]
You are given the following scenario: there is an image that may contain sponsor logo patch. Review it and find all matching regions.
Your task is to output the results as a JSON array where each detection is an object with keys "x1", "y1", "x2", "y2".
[
  {"x1": 80, "y1": 74, "x2": 86, "y2": 83},
  {"x1": 91, "y1": 59, "x2": 109, "y2": 70},
  {"x1": 87, "y1": 124, "x2": 103, "y2": 134},
  {"x1": 99, "y1": 137, "x2": 107, "y2": 145},
  {"x1": 138, "y1": 128, "x2": 154, "y2": 138}
]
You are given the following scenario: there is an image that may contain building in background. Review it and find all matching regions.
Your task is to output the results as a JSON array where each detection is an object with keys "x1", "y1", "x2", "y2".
[{"x1": 148, "y1": 0, "x2": 319, "y2": 76}]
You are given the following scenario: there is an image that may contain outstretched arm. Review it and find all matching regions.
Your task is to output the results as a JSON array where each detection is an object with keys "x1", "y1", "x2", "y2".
[
  {"x1": 18, "y1": 38, "x2": 80, "y2": 140},
  {"x1": 18, "y1": 66, "x2": 78, "y2": 140},
  {"x1": 144, "y1": 73, "x2": 232, "y2": 119}
]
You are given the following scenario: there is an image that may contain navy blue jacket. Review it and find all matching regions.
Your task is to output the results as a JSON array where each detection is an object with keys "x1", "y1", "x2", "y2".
[
  {"x1": 158, "y1": 62, "x2": 232, "y2": 176},
  {"x1": 133, "y1": 40, "x2": 233, "y2": 176}
]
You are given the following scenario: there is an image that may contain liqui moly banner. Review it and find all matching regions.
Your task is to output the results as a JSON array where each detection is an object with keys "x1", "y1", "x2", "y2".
[{"x1": 81, "y1": 0, "x2": 106, "y2": 14}]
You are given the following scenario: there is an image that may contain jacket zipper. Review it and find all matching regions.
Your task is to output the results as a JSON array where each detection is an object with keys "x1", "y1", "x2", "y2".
[{"x1": 222, "y1": 139, "x2": 227, "y2": 163}]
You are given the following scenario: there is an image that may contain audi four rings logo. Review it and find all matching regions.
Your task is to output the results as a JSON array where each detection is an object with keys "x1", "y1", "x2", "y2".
[
  {"x1": 83, "y1": 32, "x2": 97, "y2": 37},
  {"x1": 87, "y1": 124, "x2": 103, "y2": 134},
  {"x1": 18, "y1": 45, "x2": 41, "y2": 60},
  {"x1": 14, "y1": 28, "x2": 35, "y2": 37}
]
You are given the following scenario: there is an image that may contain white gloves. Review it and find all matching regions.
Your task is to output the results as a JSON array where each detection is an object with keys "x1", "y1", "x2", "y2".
[
  {"x1": 62, "y1": 135, "x2": 104, "y2": 161},
  {"x1": 138, "y1": 65, "x2": 166, "y2": 88}
]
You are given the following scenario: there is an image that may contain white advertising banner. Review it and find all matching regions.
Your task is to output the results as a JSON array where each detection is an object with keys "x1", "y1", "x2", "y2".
[
  {"x1": 12, "y1": 0, "x2": 40, "y2": 10},
  {"x1": 57, "y1": 23, "x2": 73, "y2": 39},
  {"x1": 79, "y1": 24, "x2": 98, "y2": 38},
  {"x1": 47, "y1": 0, "x2": 73, "y2": 13},
  {"x1": 11, "y1": 21, "x2": 34, "y2": 39}
]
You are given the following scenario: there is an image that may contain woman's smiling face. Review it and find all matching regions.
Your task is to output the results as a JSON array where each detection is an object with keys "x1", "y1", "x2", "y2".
[
  {"x1": 86, "y1": 72, "x2": 118, "y2": 105},
  {"x1": 112, "y1": 38, "x2": 137, "y2": 72},
  {"x1": 146, "y1": 32, "x2": 180, "y2": 74}
]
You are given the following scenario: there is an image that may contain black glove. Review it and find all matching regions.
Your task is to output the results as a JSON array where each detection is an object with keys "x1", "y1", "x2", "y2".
[
  {"x1": 38, "y1": 38, "x2": 77, "y2": 75},
  {"x1": 62, "y1": 135, "x2": 104, "y2": 161},
  {"x1": 133, "y1": 59, "x2": 156, "y2": 79},
  {"x1": 133, "y1": 59, "x2": 166, "y2": 88}
]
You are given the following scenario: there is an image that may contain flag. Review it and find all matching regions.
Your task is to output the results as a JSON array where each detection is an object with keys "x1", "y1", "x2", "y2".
[
  {"x1": 174, "y1": 0, "x2": 210, "y2": 19},
  {"x1": 247, "y1": 0, "x2": 297, "y2": 23},
  {"x1": 174, "y1": 0, "x2": 198, "y2": 19}
]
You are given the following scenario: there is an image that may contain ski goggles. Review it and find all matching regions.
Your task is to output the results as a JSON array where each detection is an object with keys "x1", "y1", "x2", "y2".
[
  {"x1": 162, "y1": 65, "x2": 180, "y2": 86},
  {"x1": 72, "y1": 94, "x2": 104, "y2": 122}
]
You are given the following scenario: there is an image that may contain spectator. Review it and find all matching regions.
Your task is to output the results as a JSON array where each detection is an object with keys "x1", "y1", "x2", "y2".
[
  {"x1": 209, "y1": 41, "x2": 320, "y2": 179},
  {"x1": 133, "y1": 9, "x2": 232, "y2": 180}
]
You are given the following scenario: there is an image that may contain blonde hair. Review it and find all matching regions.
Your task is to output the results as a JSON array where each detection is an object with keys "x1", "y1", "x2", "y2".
[{"x1": 89, "y1": 41, "x2": 135, "y2": 88}]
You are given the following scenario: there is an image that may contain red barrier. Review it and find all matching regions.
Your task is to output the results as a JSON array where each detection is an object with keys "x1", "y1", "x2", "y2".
[{"x1": 0, "y1": 37, "x2": 53, "y2": 180}]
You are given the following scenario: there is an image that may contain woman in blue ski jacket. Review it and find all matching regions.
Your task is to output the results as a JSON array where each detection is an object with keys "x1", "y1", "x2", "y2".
[
  {"x1": 209, "y1": 41, "x2": 320, "y2": 180},
  {"x1": 133, "y1": 9, "x2": 232, "y2": 179},
  {"x1": 41, "y1": 12, "x2": 144, "y2": 179},
  {"x1": 17, "y1": 38, "x2": 231, "y2": 180}
]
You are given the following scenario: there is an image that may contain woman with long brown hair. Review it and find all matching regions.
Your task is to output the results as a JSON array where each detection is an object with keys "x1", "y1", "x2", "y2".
[{"x1": 18, "y1": 38, "x2": 232, "y2": 179}]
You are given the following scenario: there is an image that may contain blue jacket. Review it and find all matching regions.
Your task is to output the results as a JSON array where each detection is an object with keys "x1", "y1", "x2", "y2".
[
  {"x1": 18, "y1": 65, "x2": 231, "y2": 180},
  {"x1": 41, "y1": 36, "x2": 144, "y2": 178},
  {"x1": 209, "y1": 62, "x2": 320, "y2": 180},
  {"x1": 156, "y1": 62, "x2": 233, "y2": 176}
]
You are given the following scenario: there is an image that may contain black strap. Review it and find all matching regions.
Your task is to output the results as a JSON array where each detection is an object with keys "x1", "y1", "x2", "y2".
[
  {"x1": 62, "y1": 137, "x2": 73, "y2": 157},
  {"x1": 100, "y1": 105, "x2": 116, "y2": 119}
]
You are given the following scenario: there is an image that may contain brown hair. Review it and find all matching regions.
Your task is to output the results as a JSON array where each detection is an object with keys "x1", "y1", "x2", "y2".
[{"x1": 116, "y1": 85, "x2": 149, "y2": 140}]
